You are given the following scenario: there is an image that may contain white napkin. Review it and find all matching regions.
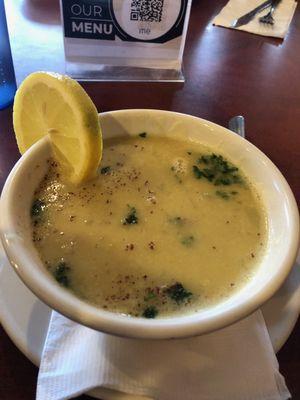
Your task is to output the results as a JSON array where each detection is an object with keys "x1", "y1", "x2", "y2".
[
  {"x1": 213, "y1": 0, "x2": 297, "y2": 38},
  {"x1": 36, "y1": 309, "x2": 290, "y2": 400}
]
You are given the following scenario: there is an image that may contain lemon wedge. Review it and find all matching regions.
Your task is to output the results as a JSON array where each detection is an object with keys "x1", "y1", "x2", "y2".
[{"x1": 13, "y1": 72, "x2": 102, "y2": 183}]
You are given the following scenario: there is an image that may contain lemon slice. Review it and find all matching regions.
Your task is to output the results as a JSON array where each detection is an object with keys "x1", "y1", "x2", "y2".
[{"x1": 13, "y1": 72, "x2": 102, "y2": 183}]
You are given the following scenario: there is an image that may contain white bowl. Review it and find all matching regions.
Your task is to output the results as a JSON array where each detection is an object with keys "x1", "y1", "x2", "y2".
[{"x1": 1, "y1": 109, "x2": 299, "y2": 339}]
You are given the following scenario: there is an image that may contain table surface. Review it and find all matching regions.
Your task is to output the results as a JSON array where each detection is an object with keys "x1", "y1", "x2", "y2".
[{"x1": 1, "y1": 1, "x2": 300, "y2": 399}]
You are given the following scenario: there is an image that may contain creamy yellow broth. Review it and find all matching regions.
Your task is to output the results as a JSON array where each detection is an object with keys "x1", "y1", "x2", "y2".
[{"x1": 32, "y1": 135, "x2": 267, "y2": 318}]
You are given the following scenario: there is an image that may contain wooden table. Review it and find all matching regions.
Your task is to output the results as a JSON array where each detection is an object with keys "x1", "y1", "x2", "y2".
[{"x1": 0, "y1": 1, "x2": 299, "y2": 399}]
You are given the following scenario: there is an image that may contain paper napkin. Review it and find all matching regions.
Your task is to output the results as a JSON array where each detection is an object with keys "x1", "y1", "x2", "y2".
[
  {"x1": 36, "y1": 310, "x2": 290, "y2": 400},
  {"x1": 213, "y1": 0, "x2": 297, "y2": 39}
]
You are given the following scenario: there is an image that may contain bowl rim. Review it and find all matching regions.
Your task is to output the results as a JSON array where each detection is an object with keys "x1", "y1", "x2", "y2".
[{"x1": 1, "y1": 109, "x2": 299, "y2": 339}]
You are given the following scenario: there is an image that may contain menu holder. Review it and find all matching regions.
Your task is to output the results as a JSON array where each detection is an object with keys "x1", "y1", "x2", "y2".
[{"x1": 60, "y1": 0, "x2": 192, "y2": 82}]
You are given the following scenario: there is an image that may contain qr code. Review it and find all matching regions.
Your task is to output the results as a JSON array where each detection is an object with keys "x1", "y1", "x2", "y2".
[{"x1": 130, "y1": 0, "x2": 164, "y2": 22}]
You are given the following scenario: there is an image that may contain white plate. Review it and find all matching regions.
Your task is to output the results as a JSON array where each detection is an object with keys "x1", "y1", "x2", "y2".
[{"x1": 0, "y1": 241, "x2": 299, "y2": 400}]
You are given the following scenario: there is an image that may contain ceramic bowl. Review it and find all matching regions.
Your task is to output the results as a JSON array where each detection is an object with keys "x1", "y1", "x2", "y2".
[{"x1": 1, "y1": 109, "x2": 299, "y2": 339}]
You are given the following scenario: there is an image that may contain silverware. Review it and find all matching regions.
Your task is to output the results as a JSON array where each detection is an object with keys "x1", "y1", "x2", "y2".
[
  {"x1": 231, "y1": 0, "x2": 273, "y2": 28},
  {"x1": 259, "y1": 0, "x2": 282, "y2": 25},
  {"x1": 228, "y1": 116, "x2": 245, "y2": 138}
]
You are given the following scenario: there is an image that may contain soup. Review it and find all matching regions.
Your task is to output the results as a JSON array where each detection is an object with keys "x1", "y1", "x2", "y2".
[{"x1": 31, "y1": 134, "x2": 267, "y2": 318}]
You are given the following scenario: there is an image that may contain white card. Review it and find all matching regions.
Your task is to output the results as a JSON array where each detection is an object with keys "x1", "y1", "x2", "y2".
[{"x1": 60, "y1": 0, "x2": 192, "y2": 80}]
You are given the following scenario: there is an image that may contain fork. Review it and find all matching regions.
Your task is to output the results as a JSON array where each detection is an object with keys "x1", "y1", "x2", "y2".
[{"x1": 259, "y1": 0, "x2": 282, "y2": 25}]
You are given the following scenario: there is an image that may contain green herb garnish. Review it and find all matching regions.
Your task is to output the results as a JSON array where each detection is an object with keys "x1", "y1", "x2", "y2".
[
  {"x1": 144, "y1": 290, "x2": 157, "y2": 301},
  {"x1": 216, "y1": 190, "x2": 239, "y2": 200},
  {"x1": 100, "y1": 166, "x2": 111, "y2": 175},
  {"x1": 122, "y1": 206, "x2": 138, "y2": 225},
  {"x1": 31, "y1": 199, "x2": 46, "y2": 218},
  {"x1": 214, "y1": 177, "x2": 230, "y2": 186},
  {"x1": 165, "y1": 282, "x2": 192, "y2": 304},
  {"x1": 181, "y1": 235, "x2": 195, "y2": 247},
  {"x1": 198, "y1": 154, "x2": 238, "y2": 173},
  {"x1": 216, "y1": 190, "x2": 230, "y2": 199},
  {"x1": 193, "y1": 153, "x2": 243, "y2": 186},
  {"x1": 54, "y1": 262, "x2": 70, "y2": 287},
  {"x1": 193, "y1": 165, "x2": 204, "y2": 179},
  {"x1": 142, "y1": 306, "x2": 158, "y2": 318},
  {"x1": 138, "y1": 132, "x2": 147, "y2": 138}
]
